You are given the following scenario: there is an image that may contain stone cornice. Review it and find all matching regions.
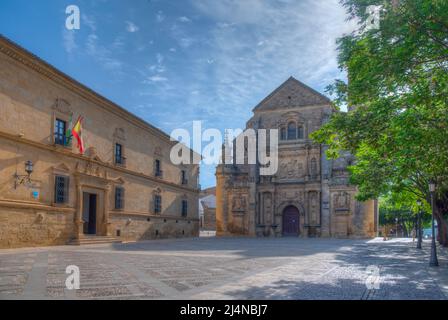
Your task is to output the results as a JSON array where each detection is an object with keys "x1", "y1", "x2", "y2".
[
  {"x1": 0, "y1": 130, "x2": 200, "y2": 195},
  {"x1": 0, "y1": 34, "x2": 201, "y2": 161}
]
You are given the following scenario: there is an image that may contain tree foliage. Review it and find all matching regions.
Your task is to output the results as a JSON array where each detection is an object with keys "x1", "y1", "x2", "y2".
[{"x1": 311, "y1": 0, "x2": 448, "y2": 245}]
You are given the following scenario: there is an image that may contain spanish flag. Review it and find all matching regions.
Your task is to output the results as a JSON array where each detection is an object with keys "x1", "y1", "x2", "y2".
[{"x1": 72, "y1": 116, "x2": 85, "y2": 155}]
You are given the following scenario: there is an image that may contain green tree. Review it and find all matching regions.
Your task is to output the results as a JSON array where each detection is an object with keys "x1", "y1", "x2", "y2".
[
  {"x1": 311, "y1": 0, "x2": 448, "y2": 246},
  {"x1": 379, "y1": 191, "x2": 431, "y2": 237}
]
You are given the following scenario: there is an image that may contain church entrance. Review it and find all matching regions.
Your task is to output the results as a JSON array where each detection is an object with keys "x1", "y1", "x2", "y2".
[{"x1": 282, "y1": 206, "x2": 300, "y2": 236}]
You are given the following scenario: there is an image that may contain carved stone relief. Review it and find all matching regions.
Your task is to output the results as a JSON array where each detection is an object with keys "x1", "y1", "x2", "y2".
[
  {"x1": 232, "y1": 195, "x2": 247, "y2": 212},
  {"x1": 52, "y1": 98, "x2": 72, "y2": 115},
  {"x1": 279, "y1": 159, "x2": 305, "y2": 179},
  {"x1": 114, "y1": 128, "x2": 126, "y2": 141},
  {"x1": 334, "y1": 191, "x2": 350, "y2": 211}
]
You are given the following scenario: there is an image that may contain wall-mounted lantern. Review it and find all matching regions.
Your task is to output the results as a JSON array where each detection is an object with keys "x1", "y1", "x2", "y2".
[{"x1": 14, "y1": 160, "x2": 34, "y2": 189}]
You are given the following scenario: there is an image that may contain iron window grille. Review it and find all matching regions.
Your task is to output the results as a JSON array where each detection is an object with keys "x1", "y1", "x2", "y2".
[
  {"x1": 181, "y1": 171, "x2": 188, "y2": 185},
  {"x1": 54, "y1": 175, "x2": 69, "y2": 204},
  {"x1": 115, "y1": 143, "x2": 126, "y2": 166},
  {"x1": 181, "y1": 200, "x2": 188, "y2": 217},
  {"x1": 154, "y1": 195, "x2": 162, "y2": 214},
  {"x1": 115, "y1": 187, "x2": 125, "y2": 210},
  {"x1": 155, "y1": 160, "x2": 163, "y2": 178}
]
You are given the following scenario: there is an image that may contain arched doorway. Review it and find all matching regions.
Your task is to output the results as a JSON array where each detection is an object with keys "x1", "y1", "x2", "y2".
[{"x1": 282, "y1": 205, "x2": 300, "y2": 236}]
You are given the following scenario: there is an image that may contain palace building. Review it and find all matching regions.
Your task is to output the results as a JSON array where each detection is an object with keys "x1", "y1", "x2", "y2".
[
  {"x1": 0, "y1": 36, "x2": 200, "y2": 248},
  {"x1": 216, "y1": 77, "x2": 378, "y2": 238}
]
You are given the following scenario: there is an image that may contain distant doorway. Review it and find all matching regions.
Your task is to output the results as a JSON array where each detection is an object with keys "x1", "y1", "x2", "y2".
[
  {"x1": 282, "y1": 206, "x2": 300, "y2": 237},
  {"x1": 82, "y1": 193, "x2": 97, "y2": 235}
]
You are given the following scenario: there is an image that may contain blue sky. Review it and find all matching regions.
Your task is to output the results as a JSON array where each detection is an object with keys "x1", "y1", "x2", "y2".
[{"x1": 0, "y1": 0, "x2": 356, "y2": 189}]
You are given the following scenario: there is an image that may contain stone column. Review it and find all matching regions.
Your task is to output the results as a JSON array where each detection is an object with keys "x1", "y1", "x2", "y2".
[
  {"x1": 75, "y1": 177, "x2": 84, "y2": 239},
  {"x1": 103, "y1": 184, "x2": 112, "y2": 236},
  {"x1": 215, "y1": 167, "x2": 228, "y2": 236}
]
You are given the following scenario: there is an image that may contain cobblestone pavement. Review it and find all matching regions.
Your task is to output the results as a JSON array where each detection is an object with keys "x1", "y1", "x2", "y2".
[{"x1": 0, "y1": 237, "x2": 446, "y2": 300}]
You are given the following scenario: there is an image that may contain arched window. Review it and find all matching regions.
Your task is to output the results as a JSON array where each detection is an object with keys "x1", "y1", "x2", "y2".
[
  {"x1": 280, "y1": 127, "x2": 287, "y2": 140},
  {"x1": 297, "y1": 125, "x2": 304, "y2": 139},
  {"x1": 287, "y1": 122, "x2": 297, "y2": 140}
]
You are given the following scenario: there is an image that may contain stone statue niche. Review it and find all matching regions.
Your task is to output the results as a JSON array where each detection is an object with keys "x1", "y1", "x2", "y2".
[
  {"x1": 232, "y1": 195, "x2": 247, "y2": 213},
  {"x1": 309, "y1": 191, "x2": 319, "y2": 225},
  {"x1": 334, "y1": 192, "x2": 350, "y2": 211}
]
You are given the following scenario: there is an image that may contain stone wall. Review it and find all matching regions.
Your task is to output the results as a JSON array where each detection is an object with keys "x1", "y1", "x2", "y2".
[
  {"x1": 202, "y1": 208, "x2": 216, "y2": 231},
  {"x1": 0, "y1": 36, "x2": 200, "y2": 248}
]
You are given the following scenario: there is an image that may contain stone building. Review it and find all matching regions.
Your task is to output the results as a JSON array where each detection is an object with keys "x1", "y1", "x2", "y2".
[
  {"x1": 199, "y1": 187, "x2": 216, "y2": 231},
  {"x1": 0, "y1": 36, "x2": 200, "y2": 248},
  {"x1": 216, "y1": 77, "x2": 378, "y2": 238}
]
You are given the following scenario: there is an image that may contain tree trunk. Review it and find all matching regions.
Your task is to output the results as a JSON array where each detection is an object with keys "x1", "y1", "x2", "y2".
[{"x1": 434, "y1": 203, "x2": 448, "y2": 247}]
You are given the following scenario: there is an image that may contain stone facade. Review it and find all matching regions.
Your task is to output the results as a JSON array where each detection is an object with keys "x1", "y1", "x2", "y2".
[
  {"x1": 0, "y1": 36, "x2": 200, "y2": 248},
  {"x1": 199, "y1": 188, "x2": 216, "y2": 231},
  {"x1": 216, "y1": 77, "x2": 378, "y2": 238}
]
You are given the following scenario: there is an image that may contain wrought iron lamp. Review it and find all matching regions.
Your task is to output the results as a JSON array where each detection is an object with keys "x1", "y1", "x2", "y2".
[{"x1": 14, "y1": 160, "x2": 34, "y2": 189}]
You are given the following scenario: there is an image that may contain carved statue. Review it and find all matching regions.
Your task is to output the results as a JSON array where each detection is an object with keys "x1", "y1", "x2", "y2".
[
  {"x1": 309, "y1": 192, "x2": 318, "y2": 224},
  {"x1": 232, "y1": 195, "x2": 247, "y2": 211},
  {"x1": 334, "y1": 192, "x2": 350, "y2": 210},
  {"x1": 280, "y1": 159, "x2": 303, "y2": 179}
]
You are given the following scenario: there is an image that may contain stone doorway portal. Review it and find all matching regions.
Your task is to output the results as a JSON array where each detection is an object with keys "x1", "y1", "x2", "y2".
[
  {"x1": 82, "y1": 192, "x2": 98, "y2": 235},
  {"x1": 282, "y1": 205, "x2": 300, "y2": 236}
]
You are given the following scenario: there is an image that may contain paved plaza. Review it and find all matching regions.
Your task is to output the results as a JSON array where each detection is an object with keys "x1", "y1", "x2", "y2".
[{"x1": 0, "y1": 237, "x2": 447, "y2": 300}]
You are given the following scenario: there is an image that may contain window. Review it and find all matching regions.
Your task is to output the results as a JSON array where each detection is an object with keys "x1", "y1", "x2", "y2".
[
  {"x1": 54, "y1": 175, "x2": 69, "y2": 204},
  {"x1": 181, "y1": 170, "x2": 188, "y2": 185},
  {"x1": 155, "y1": 159, "x2": 162, "y2": 177},
  {"x1": 181, "y1": 200, "x2": 188, "y2": 217},
  {"x1": 54, "y1": 119, "x2": 67, "y2": 146},
  {"x1": 115, "y1": 143, "x2": 124, "y2": 165},
  {"x1": 287, "y1": 122, "x2": 297, "y2": 140},
  {"x1": 115, "y1": 187, "x2": 125, "y2": 210},
  {"x1": 298, "y1": 126, "x2": 304, "y2": 139},
  {"x1": 280, "y1": 128, "x2": 287, "y2": 141},
  {"x1": 154, "y1": 195, "x2": 162, "y2": 214}
]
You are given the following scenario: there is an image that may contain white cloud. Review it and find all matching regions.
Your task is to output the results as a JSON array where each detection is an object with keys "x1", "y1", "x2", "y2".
[
  {"x1": 63, "y1": 29, "x2": 77, "y2": 54},
  {"x1": 82, "y1": 14, "x2": 97, "y2": 31},
  {"x1": 156, "y1": 11, "x2": 165, "y2": 23},
  {"x1": 86, "y1": 33, "x2": 124, "y2": 73},
  {"x1": 170, "y1": 23, "x2": 197, "y2": 49},
  {"x1": 145, "y1": 75, "x2": 168, "y2": 83},
  {"x1": 178, "y1": 16, "x2": 191, "y2": 23},
  {"x1": 191, "y1": 0, "x2": 357, "y2": 110},
  {"x1": 126, "y1": 21, "x2": 140, "y2": 33}
]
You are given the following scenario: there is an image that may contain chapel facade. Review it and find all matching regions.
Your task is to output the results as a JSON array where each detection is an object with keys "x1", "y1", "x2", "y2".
[{"x1": 215, "y1": 77, "x2": 378, "y2": 238}]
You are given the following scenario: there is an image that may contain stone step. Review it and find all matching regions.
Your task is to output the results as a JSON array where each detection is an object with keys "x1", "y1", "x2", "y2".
[{"x1": 68, "y1": 236, "x2": 122, "y2": 246}]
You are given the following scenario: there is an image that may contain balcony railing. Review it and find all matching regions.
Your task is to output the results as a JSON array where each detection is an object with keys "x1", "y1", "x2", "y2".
[{"x1": 54, "y1": 133, "x2": 71, "y2": 147}]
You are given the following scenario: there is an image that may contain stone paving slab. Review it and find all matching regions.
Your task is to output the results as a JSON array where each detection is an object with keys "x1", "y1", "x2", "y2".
[{"x1": 0, "y1": 237, "x2": 446, "y2": 300}]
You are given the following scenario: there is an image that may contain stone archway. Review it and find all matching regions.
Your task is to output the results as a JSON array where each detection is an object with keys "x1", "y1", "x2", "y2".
[{"x1": 282, "y1": 205, "x2": 300, "y2": 237}]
